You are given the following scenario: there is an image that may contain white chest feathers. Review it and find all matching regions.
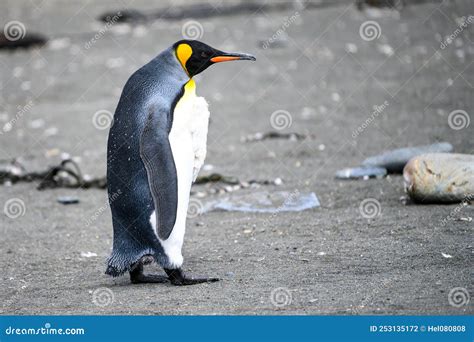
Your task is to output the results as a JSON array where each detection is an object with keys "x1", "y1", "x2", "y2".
[
  {"x1": 152, "y1": 79, "x2": 210, "y2": 268},
  {"x1": 169, "y1": 78, "x2": 210, "y2": 182},
  {"x1": 171, "y1": 79, "x2": 210, "y2": 134}
]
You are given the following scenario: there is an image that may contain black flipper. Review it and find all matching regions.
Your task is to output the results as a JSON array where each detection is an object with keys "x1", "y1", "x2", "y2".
[{"x1": 139, "y1": 106, "x2": 178, "y2": 240}]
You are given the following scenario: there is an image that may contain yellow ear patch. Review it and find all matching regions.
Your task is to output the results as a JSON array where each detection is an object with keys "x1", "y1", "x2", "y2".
[{"x1": 176, "y1": 43, "x2": 193, "y2": 74}]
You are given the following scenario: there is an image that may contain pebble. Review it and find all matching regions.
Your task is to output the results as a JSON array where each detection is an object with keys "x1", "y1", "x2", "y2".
[
  {"x1": 362, "y1": 142, "x2": 453, "y2": 173},
  {"x1": 335, "y1": 166, "x2": 387, "y2": 180},
  {"x1": 403, "y1": 153, "x2": 474, "y2": 203},
  {"x1": 57, "y1": 196, "x2": 80, "y2": 205},
  {"x1": 80, "y1": 251, "x2": 97, "y2": 258}
]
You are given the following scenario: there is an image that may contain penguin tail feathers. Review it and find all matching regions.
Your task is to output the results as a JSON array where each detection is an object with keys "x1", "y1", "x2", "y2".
[{"x1": 105, "y1": 264, "x2": 126, "y2": 277}]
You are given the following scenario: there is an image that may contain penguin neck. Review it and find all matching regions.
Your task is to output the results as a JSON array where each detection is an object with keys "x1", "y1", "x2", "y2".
[{"x1": 184, "y1": 78, "x2": 196, "y2": 96}]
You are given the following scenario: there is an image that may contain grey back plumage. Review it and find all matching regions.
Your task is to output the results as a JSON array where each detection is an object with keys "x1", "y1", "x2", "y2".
[{"x1": 106, "y1": 47, "x2": 189, "y2": 276}]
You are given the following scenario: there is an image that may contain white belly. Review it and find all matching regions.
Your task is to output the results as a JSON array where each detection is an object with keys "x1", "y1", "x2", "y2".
[{"x1": 149, "y1": 78, "x2": 209, "y2": 268}]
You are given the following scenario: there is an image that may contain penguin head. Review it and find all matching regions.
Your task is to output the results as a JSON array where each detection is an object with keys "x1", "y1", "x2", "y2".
[{"x1": 173, "y1": 40, "x2": 256, "y2": 77}]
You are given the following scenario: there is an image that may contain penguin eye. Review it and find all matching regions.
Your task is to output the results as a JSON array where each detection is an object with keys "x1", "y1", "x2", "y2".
[{"x1": 200, "y1": 52, "x2": 209, "y2": 58}]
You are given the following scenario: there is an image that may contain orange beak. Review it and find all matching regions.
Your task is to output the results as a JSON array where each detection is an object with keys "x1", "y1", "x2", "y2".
[{"x1": 210, "y1": 52, "x2": 256, "y2": 63}]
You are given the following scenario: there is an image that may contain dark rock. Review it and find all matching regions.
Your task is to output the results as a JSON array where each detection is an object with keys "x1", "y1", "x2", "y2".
[
  {"x1": 356, "y1": 0, "x2": 405, "y2": 10},
  {"x1": 362, "y1": 142, "x2": 453, "y2": 173},
  {"x1": 99, "y1": 9, "x2": 148, "y2": 24},
  {"x1": 242, "y1": 131, "x2": 311, "y2": 142},
  {"x1": 57, "y1": 196, "x2": 80, "y2": 205},
  {"x1": 0, "y1": 32, "x2": 47, "y2": 51}
]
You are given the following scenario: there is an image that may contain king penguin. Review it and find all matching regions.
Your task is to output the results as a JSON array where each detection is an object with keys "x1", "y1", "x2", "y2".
[{"x1": 105, "y1": 40, "x2": 255, "y2": 285}]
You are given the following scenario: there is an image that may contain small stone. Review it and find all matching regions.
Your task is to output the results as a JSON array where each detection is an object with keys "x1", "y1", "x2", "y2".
[
  {"x1": 456, "y1": 217, "x2": 472, "y2": 222},
  {"x1": 404, "y1": 153, "x2": 474, "y2": 203},
  {"x1": 336, "y1": 166, "x2": 387, "y2": 179},
  {"x1": 80, "y1": 251, "x2": 97, "y2": 258},
  {"x1": 57, "y1": 196, "x2": 79, "y2": 205}
]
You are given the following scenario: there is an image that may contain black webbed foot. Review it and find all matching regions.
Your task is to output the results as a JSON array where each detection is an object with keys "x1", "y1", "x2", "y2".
[
  {"x1": 130, "y1": 263, "x2": 169, "y2": 284},
  {"x1": 164, "y1": 268, "x2": 219, "y2": 286}
]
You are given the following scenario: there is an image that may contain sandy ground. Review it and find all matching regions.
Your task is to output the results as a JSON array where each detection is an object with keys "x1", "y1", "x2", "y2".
[{"x1": 0, "y1": 0, "x2": 473, "y2": 315}]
